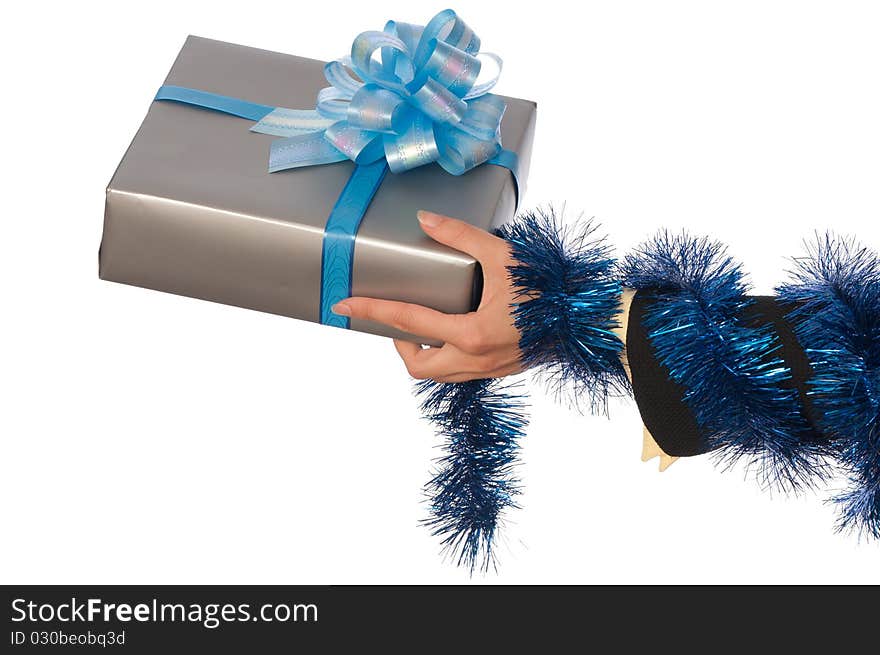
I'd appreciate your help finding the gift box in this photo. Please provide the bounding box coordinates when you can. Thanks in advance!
[100,35,536,343]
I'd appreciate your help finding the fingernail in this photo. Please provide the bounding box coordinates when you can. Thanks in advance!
[417,210,442,228]
[331,302,351,316]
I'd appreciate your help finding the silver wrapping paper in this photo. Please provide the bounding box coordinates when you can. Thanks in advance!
[100,36,537,343]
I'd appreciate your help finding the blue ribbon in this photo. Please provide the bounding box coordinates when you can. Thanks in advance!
[154,86,275,121]
[320,160,388,328]
[154,9,520,329]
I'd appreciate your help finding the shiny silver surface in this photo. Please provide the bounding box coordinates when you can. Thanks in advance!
[100,36,536,343]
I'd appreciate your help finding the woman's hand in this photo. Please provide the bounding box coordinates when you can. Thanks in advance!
[331,210,523,383]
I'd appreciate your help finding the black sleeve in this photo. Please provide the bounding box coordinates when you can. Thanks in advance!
[626,292,827,457]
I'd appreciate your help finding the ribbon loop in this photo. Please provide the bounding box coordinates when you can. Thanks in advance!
[324,121,385,164]
[383,21,423,55]
[316,86,352,120]
[323,59,364,97]
[407,76,468,126]
[414,8,480,68]
[437,126,501,176]
[351,31,412,89]
[384,114,440,173]
[347,84,411,134]
[464,53,503,100]
[420,38,482,98]
[456,93,506,141]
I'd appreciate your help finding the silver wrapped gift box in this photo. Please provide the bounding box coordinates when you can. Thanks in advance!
[100,36,537,343]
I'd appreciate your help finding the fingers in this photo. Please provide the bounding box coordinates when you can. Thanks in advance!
[333,297,465,344]
[417,210,508,265]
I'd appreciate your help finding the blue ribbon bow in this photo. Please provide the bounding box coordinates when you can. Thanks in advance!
[250,8,508,176]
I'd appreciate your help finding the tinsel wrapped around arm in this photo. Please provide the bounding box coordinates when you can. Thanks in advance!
[496,208,630,409]
[620,232,831,491]
[778,235,880,537]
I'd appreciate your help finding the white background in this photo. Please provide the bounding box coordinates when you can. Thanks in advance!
[2,1,879,583]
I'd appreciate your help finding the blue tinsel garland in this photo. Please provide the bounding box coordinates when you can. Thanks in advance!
[417,208,628,572]
[621,231,829,491]
[417,378,527,573]
[778,235,880,537]
[497,207,629,411]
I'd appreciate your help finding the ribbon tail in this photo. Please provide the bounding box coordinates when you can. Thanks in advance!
[488,148,522,209]
[268,133,349,172]
[251,107,336,137]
